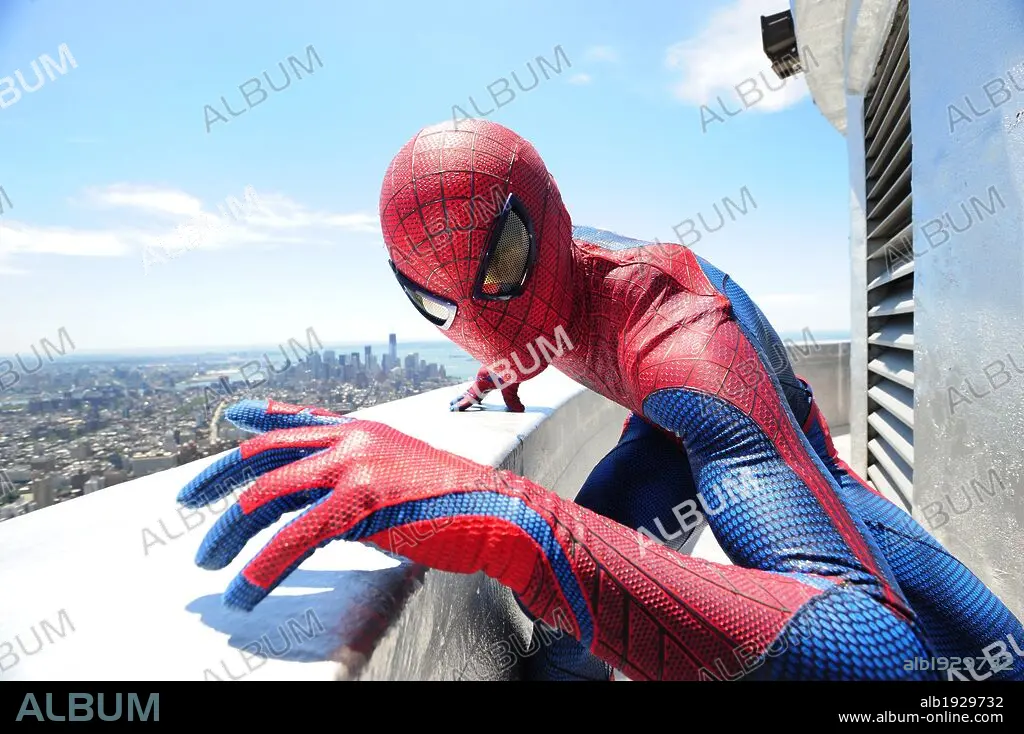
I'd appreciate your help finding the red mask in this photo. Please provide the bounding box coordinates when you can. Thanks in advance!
[379,119,577,370]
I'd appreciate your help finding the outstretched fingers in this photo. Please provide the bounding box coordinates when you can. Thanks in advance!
[195,450,354,569]
[222,497,356,611]
[177,424,348,507]
[450,390,483,411]
[225,399,353,434]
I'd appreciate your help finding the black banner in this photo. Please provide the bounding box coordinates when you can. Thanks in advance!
[0,681,1018,727]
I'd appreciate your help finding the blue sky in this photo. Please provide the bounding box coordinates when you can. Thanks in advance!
[0,0,850,353]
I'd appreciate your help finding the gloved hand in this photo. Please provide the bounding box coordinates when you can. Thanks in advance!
[179,397,574,619]
[449,365,524,412]
[176,398,836,680]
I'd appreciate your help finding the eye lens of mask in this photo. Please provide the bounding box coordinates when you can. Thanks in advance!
[474,195,536,301]
[389,261,458,330]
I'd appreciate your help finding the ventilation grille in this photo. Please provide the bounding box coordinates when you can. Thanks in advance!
[862,1,913,510]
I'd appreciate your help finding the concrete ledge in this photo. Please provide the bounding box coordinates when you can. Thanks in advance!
[789,340,851,433]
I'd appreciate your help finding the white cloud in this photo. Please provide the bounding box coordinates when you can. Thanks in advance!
[665,0,809,112]
[0,184,380,275]
[584,46,619,63]
[1,222,134,259]
[247,193,378,234]
[83,184,204,217]
[568,73,593,85]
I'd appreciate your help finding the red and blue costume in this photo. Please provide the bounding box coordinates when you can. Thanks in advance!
[177,120,1023,680]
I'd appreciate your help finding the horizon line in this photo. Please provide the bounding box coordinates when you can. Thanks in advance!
[0,329,853,358]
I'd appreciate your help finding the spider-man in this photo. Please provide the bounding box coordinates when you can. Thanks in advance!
[178,119,1023,681]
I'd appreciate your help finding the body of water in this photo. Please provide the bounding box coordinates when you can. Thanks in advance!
[79,325,852,391]
[326,340,479,380]
[180,329,852,388]
[175,339,481,388]
[342,330,851,383]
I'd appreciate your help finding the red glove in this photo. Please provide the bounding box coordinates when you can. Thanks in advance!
[449,365,525,412]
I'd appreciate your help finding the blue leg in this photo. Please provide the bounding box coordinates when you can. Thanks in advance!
[801,390,1024,681]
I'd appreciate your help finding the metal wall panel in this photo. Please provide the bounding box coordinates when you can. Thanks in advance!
[907,0,1024,619]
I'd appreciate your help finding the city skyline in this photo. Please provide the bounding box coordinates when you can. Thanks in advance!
[0,326,464,522]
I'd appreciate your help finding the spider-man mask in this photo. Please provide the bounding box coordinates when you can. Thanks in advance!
[379,119,576,371]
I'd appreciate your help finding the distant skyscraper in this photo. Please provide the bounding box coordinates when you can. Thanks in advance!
[389,333,398,364]
[324,350,336,378]
[351,352,361,372]
[364,345,373,368]
[404,353,420,377]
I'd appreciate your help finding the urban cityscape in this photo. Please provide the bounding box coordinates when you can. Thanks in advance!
[0,330,470,522]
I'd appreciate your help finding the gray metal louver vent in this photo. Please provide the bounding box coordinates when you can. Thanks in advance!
[863,1,913,510]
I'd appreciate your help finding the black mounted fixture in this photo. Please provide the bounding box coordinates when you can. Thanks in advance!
[761,10,803,80]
